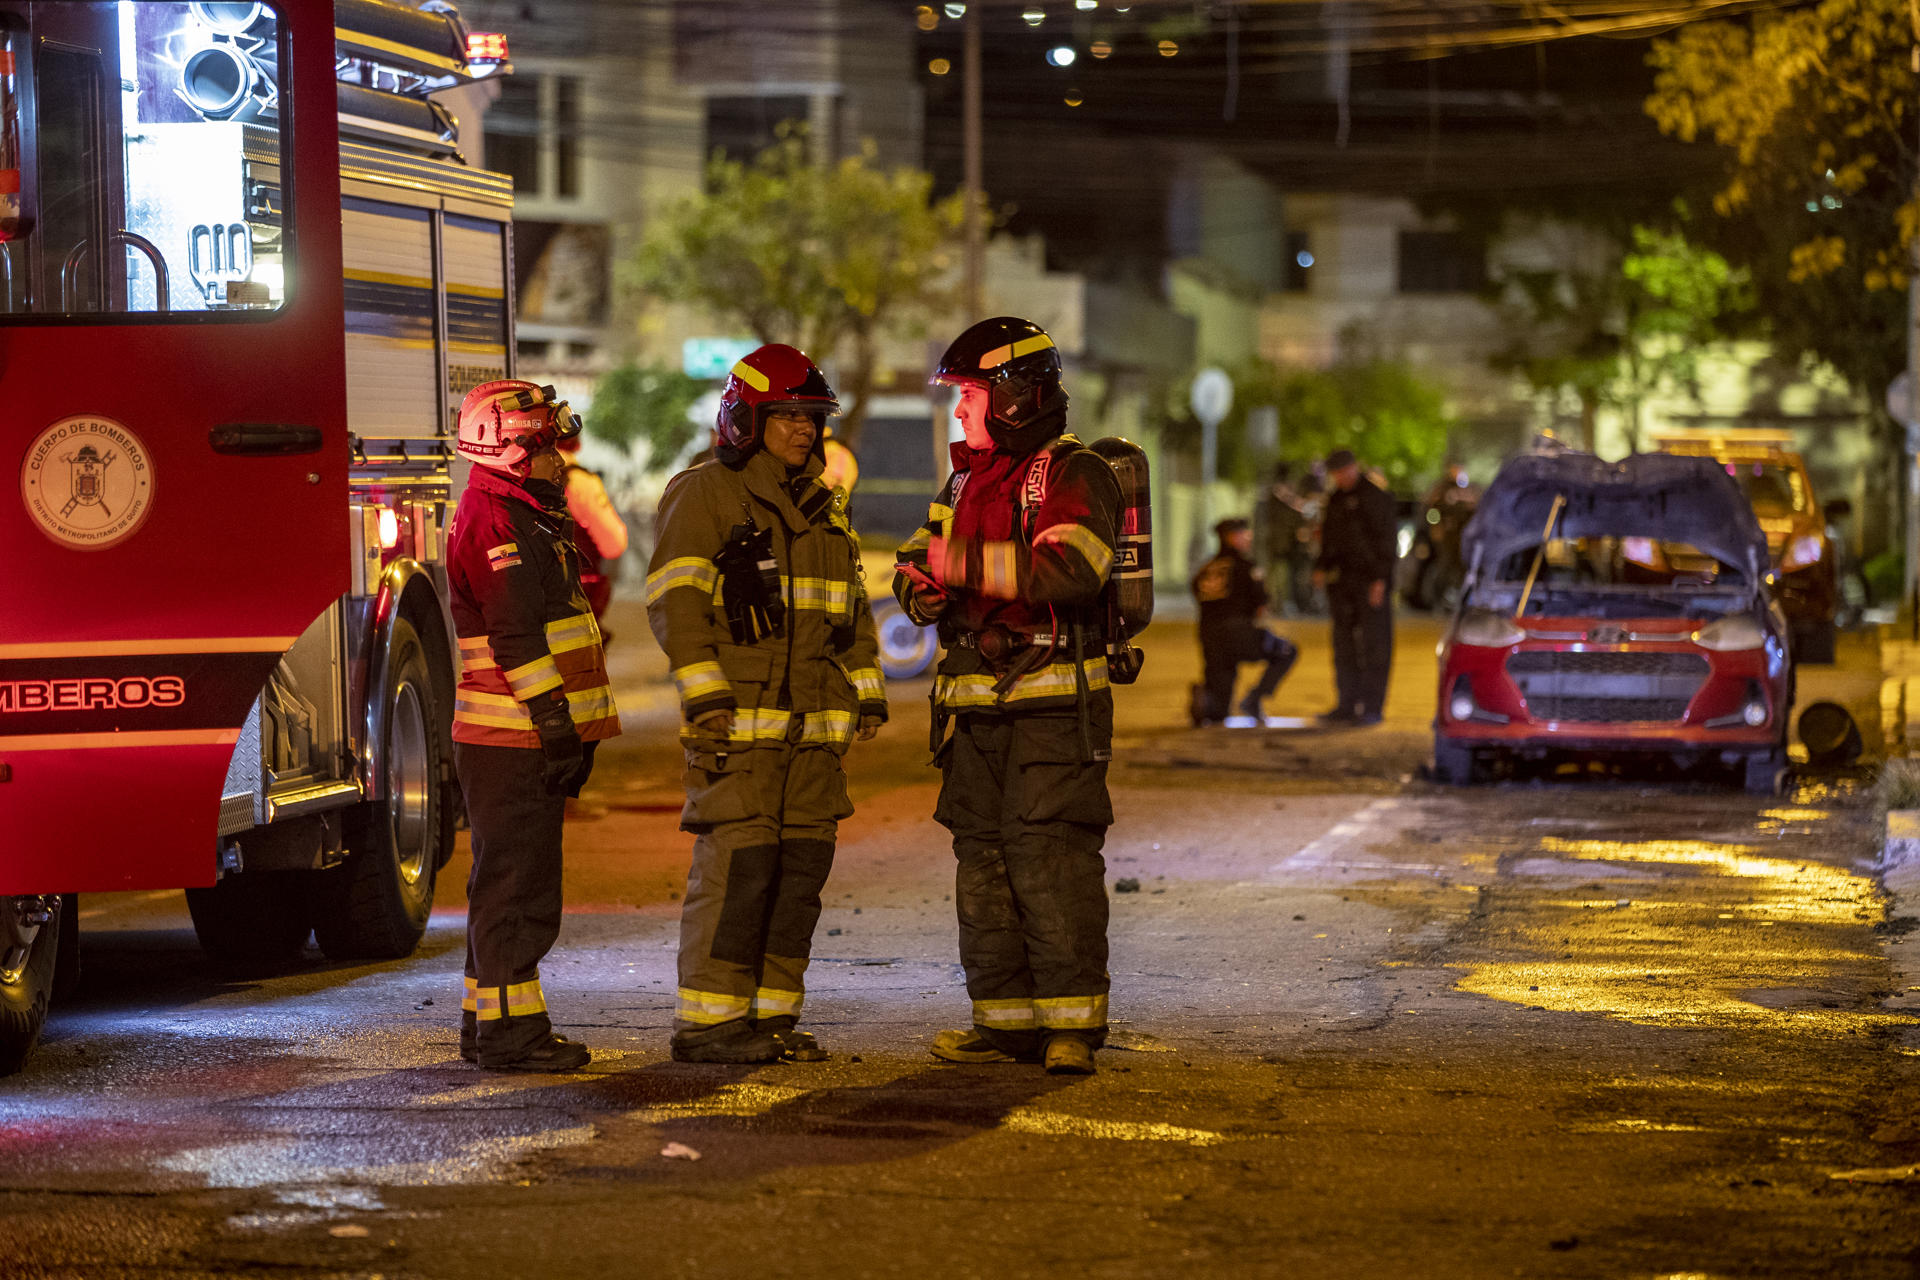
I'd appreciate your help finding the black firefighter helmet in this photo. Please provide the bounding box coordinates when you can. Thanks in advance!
[931,316,1068,452]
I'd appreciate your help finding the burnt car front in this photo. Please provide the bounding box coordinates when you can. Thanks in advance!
[1433,452,1789,792]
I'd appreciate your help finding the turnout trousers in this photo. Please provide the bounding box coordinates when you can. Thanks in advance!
[456,741,566,1063]
[1328,581,1394,718]
[1199,626,1298,720]
[935,705,1113,1054]
[674,740,854,1037]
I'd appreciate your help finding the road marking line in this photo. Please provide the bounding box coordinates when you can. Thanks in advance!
[1273,798,1402,874]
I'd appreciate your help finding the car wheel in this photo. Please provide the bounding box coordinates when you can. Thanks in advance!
[1432,736,1484,785]
[313,616,444,961]
[0,896,60,1076]
[186,874,312,975]
[1742,749,1783,796]
[873,596,938,681]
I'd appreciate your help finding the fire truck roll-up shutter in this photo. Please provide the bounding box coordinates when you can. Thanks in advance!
[0,1,347,894]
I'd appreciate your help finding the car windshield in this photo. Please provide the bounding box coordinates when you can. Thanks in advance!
[1723,460,1807,516]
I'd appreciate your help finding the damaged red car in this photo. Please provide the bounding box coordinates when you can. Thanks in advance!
[1432,451,1790,792]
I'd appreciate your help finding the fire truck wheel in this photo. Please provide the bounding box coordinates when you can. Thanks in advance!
[314,617,442,961]
[185,875,313,975]
[0,896,60,1076]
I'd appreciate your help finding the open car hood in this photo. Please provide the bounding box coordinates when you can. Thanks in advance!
[1463,451,1767,577]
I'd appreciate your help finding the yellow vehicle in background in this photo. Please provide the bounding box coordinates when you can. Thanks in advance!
[1650,429,1838,664]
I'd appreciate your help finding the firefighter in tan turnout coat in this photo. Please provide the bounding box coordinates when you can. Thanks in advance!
[647,344,887,1064]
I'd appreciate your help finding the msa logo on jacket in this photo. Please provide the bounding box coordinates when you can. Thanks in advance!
[20,415,155,550]
[486,542,522,571]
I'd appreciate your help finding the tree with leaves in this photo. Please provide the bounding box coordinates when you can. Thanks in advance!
[588,362,710,472]
[1484,220,1752,452]
[628,129,968,448]
[1644,0,1913,409]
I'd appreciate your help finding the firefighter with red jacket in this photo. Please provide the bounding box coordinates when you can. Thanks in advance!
[894,317,1122,1077]
[448,379,621,1072]
[647,344,887,1064]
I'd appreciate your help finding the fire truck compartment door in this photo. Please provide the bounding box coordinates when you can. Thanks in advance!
[0,2,348,894]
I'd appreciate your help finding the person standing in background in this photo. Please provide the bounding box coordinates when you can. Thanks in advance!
[1313,448,1397,726]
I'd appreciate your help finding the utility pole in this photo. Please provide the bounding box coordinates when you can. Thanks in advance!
[934,2,986,484]
[1907,39,1920,637]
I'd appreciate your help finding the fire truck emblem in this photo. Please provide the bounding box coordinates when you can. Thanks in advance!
[20,415,154,550]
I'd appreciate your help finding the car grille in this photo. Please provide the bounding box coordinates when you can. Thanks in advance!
[1505,649,1709,724]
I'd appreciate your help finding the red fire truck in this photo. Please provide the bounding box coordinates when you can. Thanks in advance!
[0,0,518,1072]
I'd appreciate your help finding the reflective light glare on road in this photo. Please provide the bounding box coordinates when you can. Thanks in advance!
[1048,46,1076,67]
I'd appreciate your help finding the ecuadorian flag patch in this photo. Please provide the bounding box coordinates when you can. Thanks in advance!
[486,542,522,571]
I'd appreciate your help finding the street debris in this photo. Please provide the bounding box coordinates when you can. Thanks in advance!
[660,1143,702,1161]
[1829,1163,1920,1183]
[1114,878,1141,893]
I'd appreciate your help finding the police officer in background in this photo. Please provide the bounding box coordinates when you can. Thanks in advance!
[1192,517,1297,724]
[895,316,1121,1077]
[448,380,621,1072]
[647,344,886,1065]
[1313,447,1398,725]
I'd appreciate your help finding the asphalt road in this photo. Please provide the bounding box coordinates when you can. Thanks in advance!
[4,605,1918,1278]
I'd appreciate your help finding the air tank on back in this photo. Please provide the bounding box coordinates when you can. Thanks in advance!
[1090,436,1152,683]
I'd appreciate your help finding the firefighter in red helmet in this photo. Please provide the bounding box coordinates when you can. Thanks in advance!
[646,344,887,1064]
[894,317,1122,1076]
[447,379,620,1071]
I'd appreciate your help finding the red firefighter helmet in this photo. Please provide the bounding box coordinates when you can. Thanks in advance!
[456,379,581,475]
[715,344,839,466]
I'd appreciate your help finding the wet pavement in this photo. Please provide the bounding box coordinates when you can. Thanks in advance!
[4,609,1918,1277]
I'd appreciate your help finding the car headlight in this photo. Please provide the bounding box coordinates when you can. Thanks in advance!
[1780,534,1824,573]
[1454,608,1525,648]
[1692,615,1767,651]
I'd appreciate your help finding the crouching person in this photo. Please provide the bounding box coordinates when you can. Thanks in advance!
[647,344,886,1064]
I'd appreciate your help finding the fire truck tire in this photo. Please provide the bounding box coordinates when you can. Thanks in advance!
[0,896,60,1076]
[313,617,442,961]
[186,875,313,974]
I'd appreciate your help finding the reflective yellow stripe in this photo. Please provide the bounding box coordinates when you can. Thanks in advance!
[462,975,478,1013]
[973,997,1038,1029]
[1033,994,1108,1030]
[788,575,852,614]
[458,635,497,672]
[979,540,1020,600]
[844,665,884,703]
[752,987,804,1018]
[678,706,794,746]
[455,685,618,729]
[545,612,601,654]
[678,987,752,1025]
[504,654,564,699]
[472,977,548,1022]
[935,657,1108,708]
[647,557,720,604]
[1034,522,1113,580]
[672,661,731,704]
[729,359,770,392]
[901,527,933,555]
[977,333,1054,370]
[798,708,857,747]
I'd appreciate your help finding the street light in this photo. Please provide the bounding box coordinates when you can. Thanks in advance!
[1047,45,1076,66]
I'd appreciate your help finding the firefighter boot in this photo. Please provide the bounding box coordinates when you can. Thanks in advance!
[931,1029,1039,1064]
[1042,1035,1096,1076]
[671,1019,783,1064]
[479,1033,591,1073]
[755,1015,830,1062]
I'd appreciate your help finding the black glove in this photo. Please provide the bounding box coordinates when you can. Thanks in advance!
[531,701,584,795]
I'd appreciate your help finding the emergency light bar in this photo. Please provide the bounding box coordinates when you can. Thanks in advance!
[466,31,511,73]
